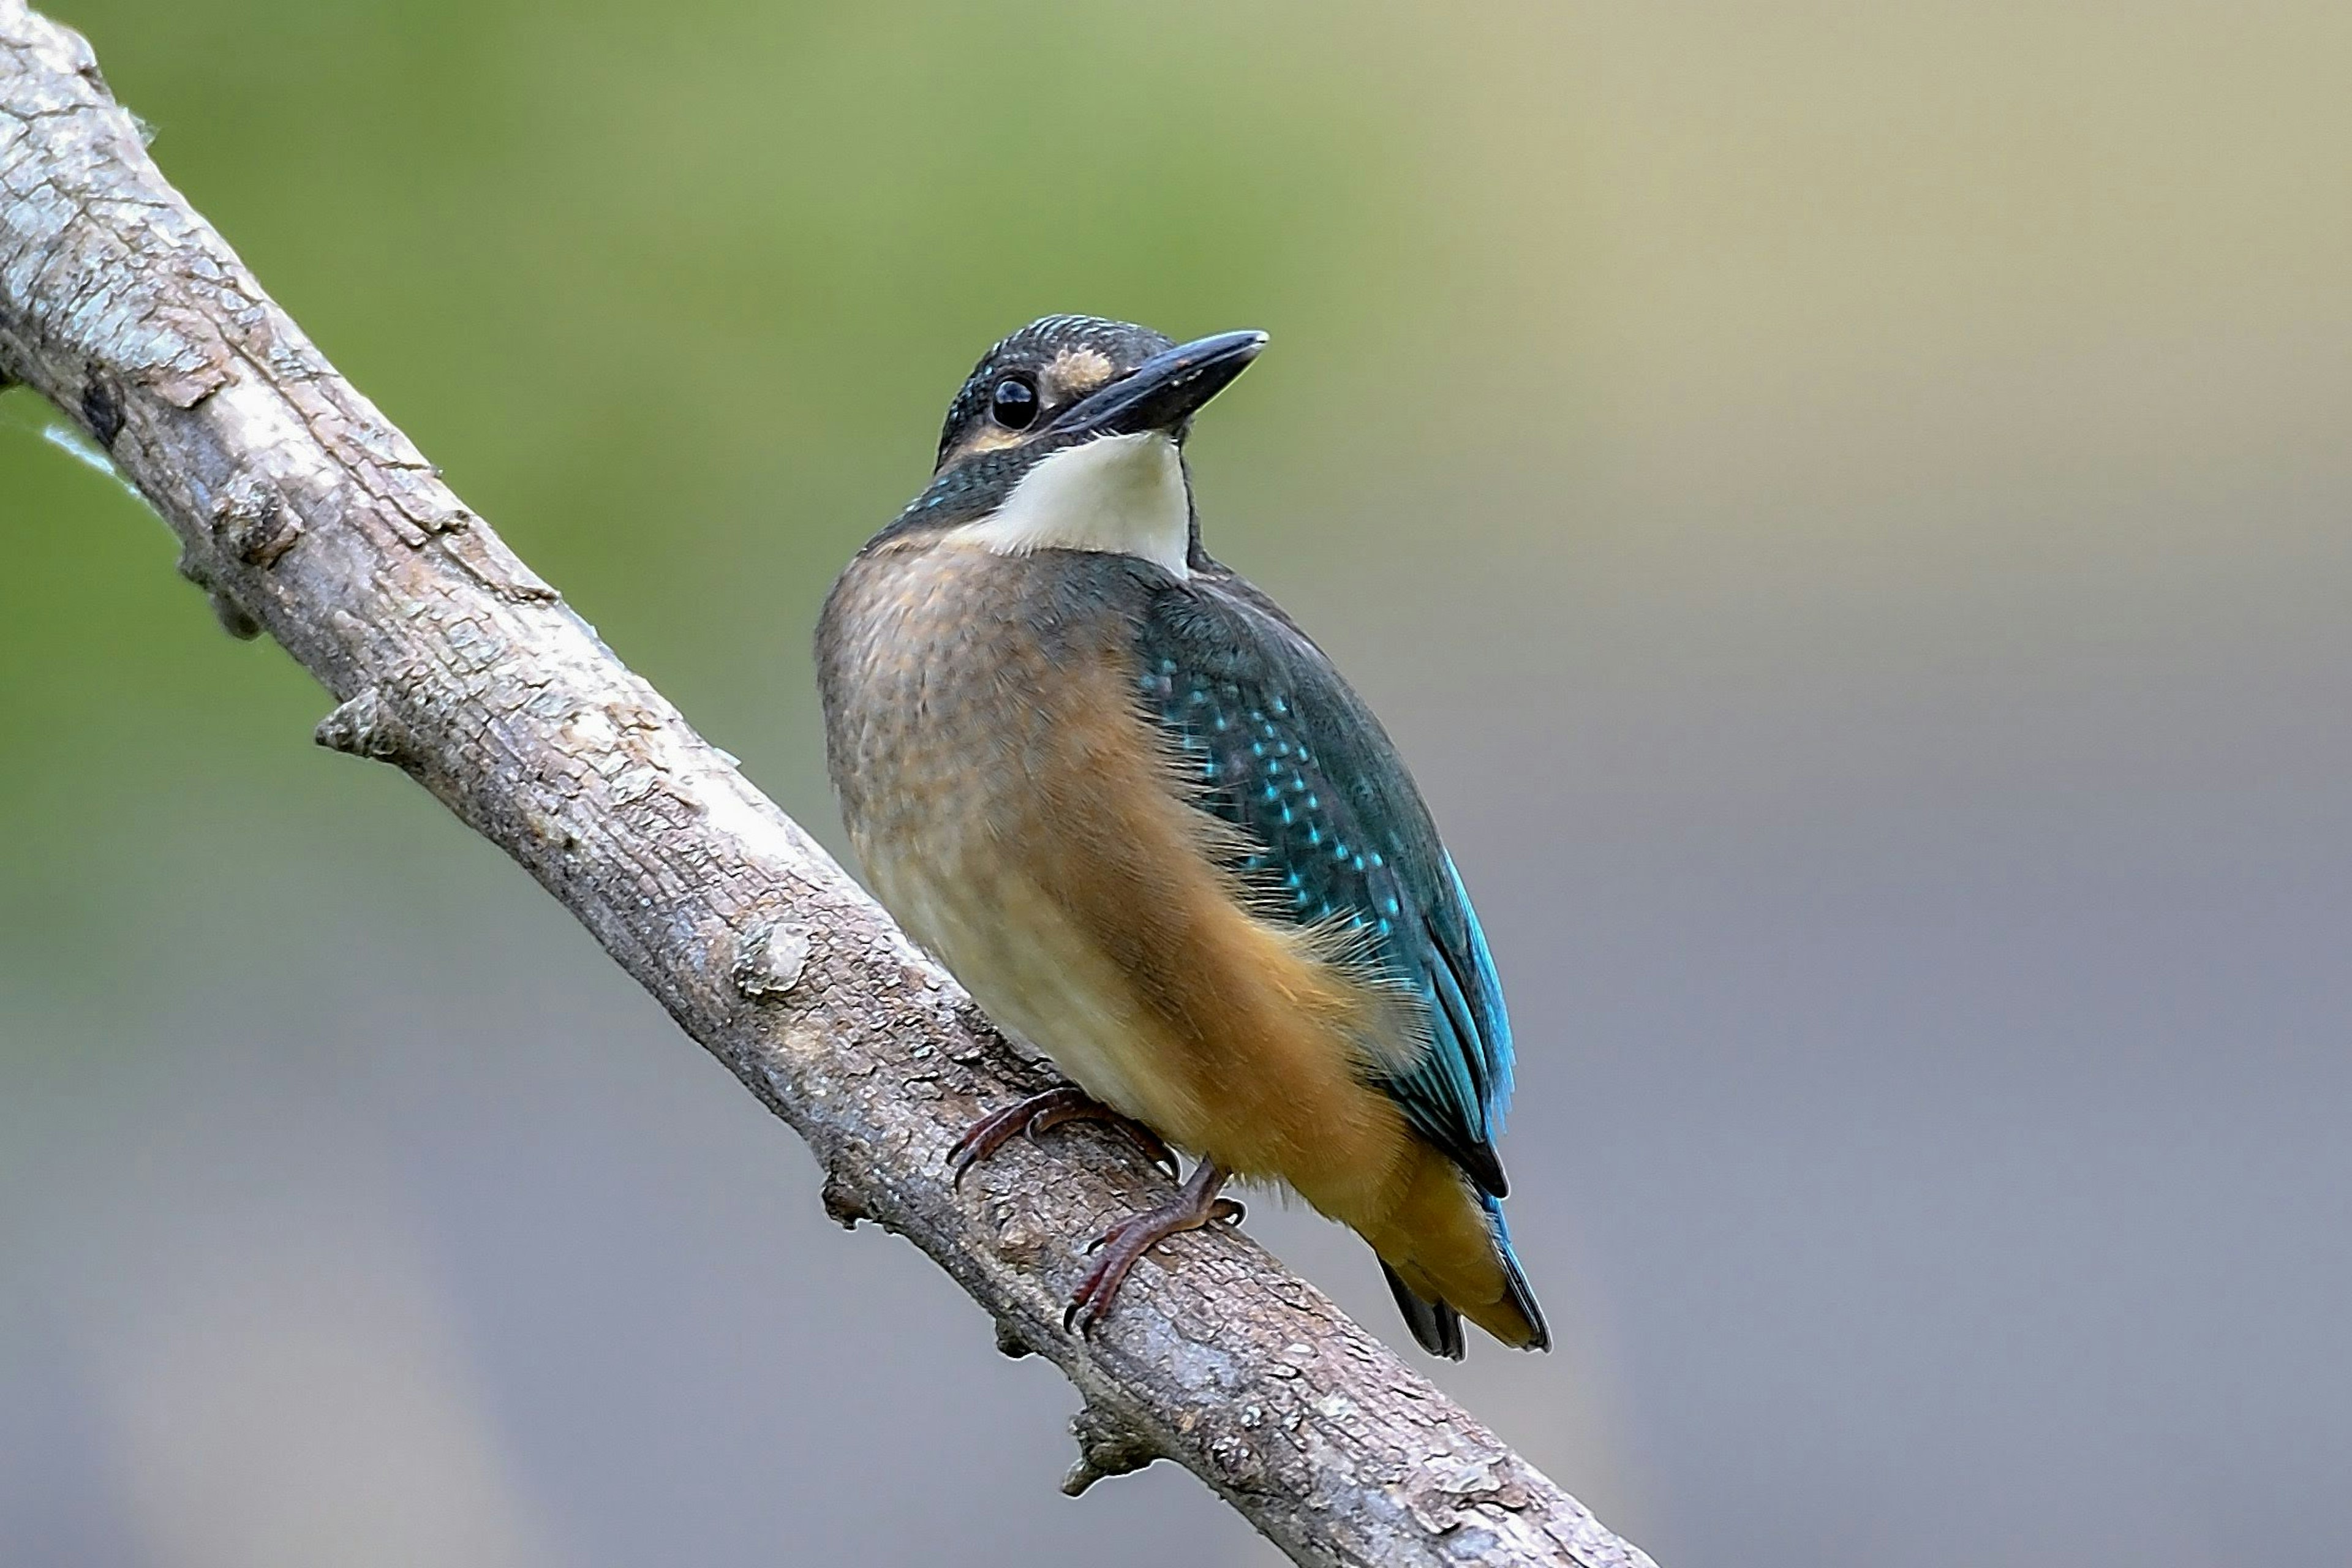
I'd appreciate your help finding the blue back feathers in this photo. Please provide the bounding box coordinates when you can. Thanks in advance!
[1135,565,1517,1199]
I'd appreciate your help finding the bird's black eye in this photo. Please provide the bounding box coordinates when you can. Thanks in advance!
[990,374,1039,430]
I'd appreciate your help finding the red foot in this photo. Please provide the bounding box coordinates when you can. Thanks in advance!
[1065,1159,1242,1334]
[948,1087,1178,1188]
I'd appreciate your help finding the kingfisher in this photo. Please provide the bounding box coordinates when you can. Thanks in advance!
[815,315,1547,1357]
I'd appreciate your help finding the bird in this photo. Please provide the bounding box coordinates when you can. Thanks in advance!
[815,314,1547,1358]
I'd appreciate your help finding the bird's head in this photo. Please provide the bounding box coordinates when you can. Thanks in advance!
[886,315,1265,575]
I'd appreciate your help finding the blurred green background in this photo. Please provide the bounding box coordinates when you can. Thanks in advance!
[6,2,2351,1564]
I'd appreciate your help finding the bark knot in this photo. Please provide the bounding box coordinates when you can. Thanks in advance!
[1404,1451,1533,1536]
[78,371,123,445]
[211,477,301,566]
[733,919,812,1000]
[1062,1401,1160,1496]
[820,1167,871,1230]
[314,688,410,763]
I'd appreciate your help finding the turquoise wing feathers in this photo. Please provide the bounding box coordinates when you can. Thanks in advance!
[1134,565,1517,1196]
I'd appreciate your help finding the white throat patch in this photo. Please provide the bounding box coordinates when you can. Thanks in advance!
[954,431,1191,578]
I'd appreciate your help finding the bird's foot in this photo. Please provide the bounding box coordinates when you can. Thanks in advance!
[948,1086,1178,1188]
[1065,1159,1242,1335]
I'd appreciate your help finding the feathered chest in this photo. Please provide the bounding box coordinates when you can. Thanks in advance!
[817,541,1171,945]
[820,542,1151,835]
[815,542,1223,1116]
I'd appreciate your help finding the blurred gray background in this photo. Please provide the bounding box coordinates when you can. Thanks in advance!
[5,3,2349,1564]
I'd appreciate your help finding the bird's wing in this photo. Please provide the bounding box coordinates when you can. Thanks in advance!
[1134,566,1515,1196]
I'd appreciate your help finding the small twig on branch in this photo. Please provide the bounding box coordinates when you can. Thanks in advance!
[0,8,1659,1565]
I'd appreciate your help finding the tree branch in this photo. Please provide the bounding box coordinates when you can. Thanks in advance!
[0,8,1658,1564]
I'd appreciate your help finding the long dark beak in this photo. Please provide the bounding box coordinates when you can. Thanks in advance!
[1046,330,1267,440]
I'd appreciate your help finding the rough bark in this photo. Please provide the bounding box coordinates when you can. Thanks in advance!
[0,8,1659,1565]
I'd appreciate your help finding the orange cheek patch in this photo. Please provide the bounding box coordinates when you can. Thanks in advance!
[944,423,1029,464]
[1046,347,1116,401]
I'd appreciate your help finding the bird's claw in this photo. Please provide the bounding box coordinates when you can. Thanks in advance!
[1023,1098,1179,1180]
[1061,1161,1234,1336]
[949,1087,1180,1188]
[948,1087,1093,1188]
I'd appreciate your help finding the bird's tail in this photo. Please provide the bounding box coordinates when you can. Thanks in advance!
[1381,1259,1467,1359]
[1365,1150,1550,1357]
